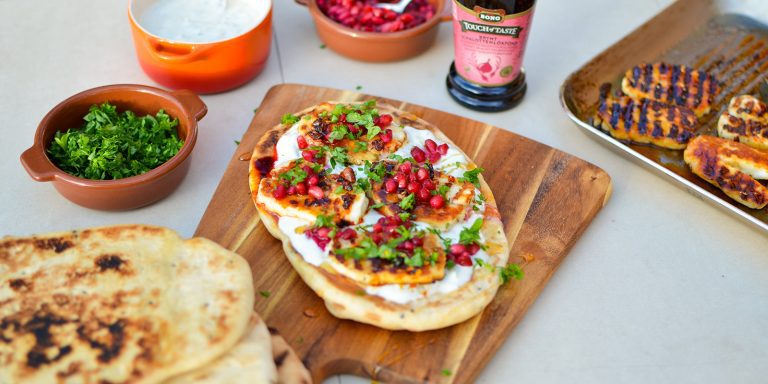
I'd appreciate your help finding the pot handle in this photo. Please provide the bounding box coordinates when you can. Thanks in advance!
[294,0,309,6]
[146,38,211,63]
[20,146,56,182]
[172,90,208,121]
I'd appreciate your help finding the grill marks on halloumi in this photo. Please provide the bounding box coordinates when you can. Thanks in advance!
[621,62,719,117]
[717,95,768,151]
[684,135,768,209]
[595,89,697,149]
[327,233,447,286]
[257,163,368,224]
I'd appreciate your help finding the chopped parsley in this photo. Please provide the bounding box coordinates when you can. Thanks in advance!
[398,193,416,210]
[459,218,483,245]
[353,140,368,153]
[234,140,241,145]
[259,290,271,298]
[441,369,453,377]
[431,185,450,198]
[459,167,484,188]
[278,163,308,185]
[363,161,387,182]
[370,202,385,209]
[328,146,349,168]
[314,214,336,228]
[500,263,524,284]
[47,103,183,180]
[281,113,300,125]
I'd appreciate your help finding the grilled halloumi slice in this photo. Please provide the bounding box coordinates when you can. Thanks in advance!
[257,164,368,224]
[369,167,476,229]
[326,232,447,286]
[595,93,698,149]
[717,95,768,151]
[296,103,406,164]
[684,135,768,209]
[621,62,719,117]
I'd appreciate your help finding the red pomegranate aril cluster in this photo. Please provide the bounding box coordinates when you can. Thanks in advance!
[410,139,449,164]
[317,0,436,33]
[384,161,445,207]
[369,215,423,255]
[297,135,308,149]
[273,165,324,200]
[306,227,333,250]
[447,242,481,266]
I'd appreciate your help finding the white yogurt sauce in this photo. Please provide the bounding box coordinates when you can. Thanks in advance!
[277,216,328,266]
[274,123,302,169]
[393,127,468,177]
[138,0,270,43]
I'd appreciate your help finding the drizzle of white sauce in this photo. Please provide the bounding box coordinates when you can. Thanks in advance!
[277,217,328,266]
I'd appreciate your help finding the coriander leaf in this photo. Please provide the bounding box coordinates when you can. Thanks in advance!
[441,369,453,377]
[431,185,450,198]
[398,193,415,211]
[328,124,348,142]
[328,146,349,168]
[353,140,368,153]
[281,113,300,125]
[366,125,382,140]
[234,140,241,145]
[459,218,483,245]
[278,164,308,185]
[355,85,363,90]
[370,202,385,209]
[314,214,336,228]
[259,290,271,298]
[405,248,424,267]
[500,263,524,284]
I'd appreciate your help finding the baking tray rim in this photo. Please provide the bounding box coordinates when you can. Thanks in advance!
[559,77,768,235]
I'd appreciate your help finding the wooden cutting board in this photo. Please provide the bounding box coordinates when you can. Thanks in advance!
[195,84,612,383]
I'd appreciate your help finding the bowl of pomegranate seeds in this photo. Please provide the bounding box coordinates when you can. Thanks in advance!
[296,0,449,62]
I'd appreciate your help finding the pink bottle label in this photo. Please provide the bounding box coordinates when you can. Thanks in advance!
[452,1,534,87]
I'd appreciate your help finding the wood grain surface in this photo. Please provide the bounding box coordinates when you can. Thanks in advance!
[195,84,612,383]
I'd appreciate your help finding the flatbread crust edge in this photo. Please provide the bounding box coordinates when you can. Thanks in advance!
[248,102,510,331]
[0,225,255,384]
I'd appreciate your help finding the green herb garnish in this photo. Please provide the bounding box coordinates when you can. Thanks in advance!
[500,263,524,284]
[281,113,300,125]
[458,167,485,188]
[259,290,271,298]
[398,193,416,211]
[47,102,183,180]
[459,218,484,245]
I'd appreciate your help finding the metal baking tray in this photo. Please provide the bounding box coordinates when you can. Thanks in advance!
[560,0,768,234]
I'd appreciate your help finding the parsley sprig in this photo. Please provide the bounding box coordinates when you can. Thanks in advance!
[458,167,484,188]
[47,103,183,180]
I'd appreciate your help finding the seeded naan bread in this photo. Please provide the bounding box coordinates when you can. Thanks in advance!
[167,313,277,384]
[0,225,254,384]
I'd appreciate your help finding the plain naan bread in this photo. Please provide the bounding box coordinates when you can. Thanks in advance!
[0,225,254,384]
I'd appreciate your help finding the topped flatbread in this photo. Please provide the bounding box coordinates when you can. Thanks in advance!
[249,101,514,331]
[0,225,254,384]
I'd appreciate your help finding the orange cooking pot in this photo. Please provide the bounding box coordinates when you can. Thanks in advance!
[128,0,272,94]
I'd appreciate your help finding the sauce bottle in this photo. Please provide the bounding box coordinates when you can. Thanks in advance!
[446,0,536,111]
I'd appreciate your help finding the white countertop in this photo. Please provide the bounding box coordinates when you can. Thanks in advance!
[1,0,766,383]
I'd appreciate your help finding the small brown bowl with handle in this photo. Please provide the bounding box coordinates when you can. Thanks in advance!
[20,84,207,211]
[296,0,451,62]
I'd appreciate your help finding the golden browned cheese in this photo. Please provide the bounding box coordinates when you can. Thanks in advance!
[326,233,447,286]
[295,102,406,164]
[256,162,368,224]
[621,62,718,117]
[684,135,768,209]
[0,225,254,384]
[717,95,768,151]
[595,93,697,149]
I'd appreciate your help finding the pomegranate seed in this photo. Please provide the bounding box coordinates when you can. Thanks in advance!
[411,147,426,162]
[297,135,308,149]
[450,244,467,255]
[409,173,417,183]
[338,228,357,240]
[424,139,437,153]
[438,143,449,155]
[302,165,313,174]
[391,215,403,225]
[427,152,441,163]
[467,243,480,255]
[308,186,324,199]
[412,237,423,247]
[349,124,359,134]
[399,161,412,174]
[402,240,414,251]
[397,177,407,189]
[371,233,383,244]
[416,168,429,181]
[373,223,383,233]
[381,129,392,143]
[273,184,287,199]
[384,179,397,193]
[407,181,420,193]
[339,114,347,123]
[287,185,297,195]
[429,194,445,208]
[301,150,316,162]
[295,183,307,195]
[307,175,320,186]
[417,187,431,201]
[377,114,393,127]
[316,227,331,239]
[422,179,436,190]
[457,253,472,266]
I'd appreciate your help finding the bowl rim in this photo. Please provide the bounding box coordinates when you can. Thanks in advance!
[28,84,201,188]
[306,0,446,39]
[127,0,274,46]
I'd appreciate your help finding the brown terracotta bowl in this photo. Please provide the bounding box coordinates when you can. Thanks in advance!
[20,84,207,211]
[296,0,451,62]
